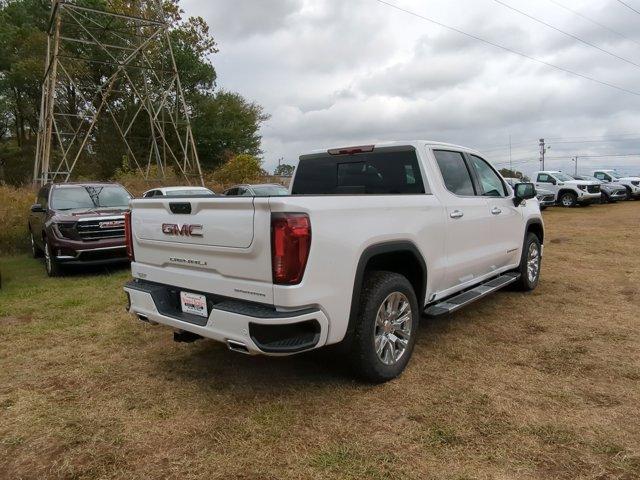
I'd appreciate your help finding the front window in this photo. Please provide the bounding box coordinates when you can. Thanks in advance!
[609,172,623,179]
[554,172,574,182]
[165,189,214,197]
[469,155,507,197]
[51,185,131,210]
[251,185,288,196]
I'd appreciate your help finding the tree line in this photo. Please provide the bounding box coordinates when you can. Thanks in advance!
[0,0,269,185]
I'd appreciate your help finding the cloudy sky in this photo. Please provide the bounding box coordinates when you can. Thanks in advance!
[182,0,640,177]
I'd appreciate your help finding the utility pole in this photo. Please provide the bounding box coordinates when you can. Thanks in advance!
[573,156,579,176]
[539,138,546,170]
[509,134,512,171]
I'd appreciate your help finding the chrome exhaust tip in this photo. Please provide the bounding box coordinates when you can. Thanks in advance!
[227,340,250,354]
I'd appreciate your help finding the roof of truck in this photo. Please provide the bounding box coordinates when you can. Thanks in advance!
[303,140,479,156]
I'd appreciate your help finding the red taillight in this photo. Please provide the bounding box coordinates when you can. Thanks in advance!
[271,213,311,285]
[124,210,134,261]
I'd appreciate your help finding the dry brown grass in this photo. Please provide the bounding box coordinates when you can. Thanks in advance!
[1,201,639,479]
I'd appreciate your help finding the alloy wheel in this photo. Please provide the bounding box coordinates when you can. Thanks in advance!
[44,242,52,274]
[527,242,540,283]
[374,292,413,366]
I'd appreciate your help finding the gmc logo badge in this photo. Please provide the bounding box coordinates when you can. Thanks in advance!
[162,223,203,237]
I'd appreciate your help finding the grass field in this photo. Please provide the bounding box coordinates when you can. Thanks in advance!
[1,201,639,480]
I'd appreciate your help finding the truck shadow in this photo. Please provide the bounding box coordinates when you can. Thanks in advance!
[152,312,464,391]
[155,340,359,391]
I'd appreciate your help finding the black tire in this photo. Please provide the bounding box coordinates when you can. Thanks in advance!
[625,187,633,201]
[559,192,577,208]
[44,239,63,277]
[348,271,419,383]
[514,232,541,291]
[29,229,43,258]
[600,193,609,204]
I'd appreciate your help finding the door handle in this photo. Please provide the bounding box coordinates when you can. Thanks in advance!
[491,207,502,215]
[450,210,464,219]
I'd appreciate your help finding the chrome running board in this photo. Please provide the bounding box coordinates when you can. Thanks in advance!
[424,272,520,317]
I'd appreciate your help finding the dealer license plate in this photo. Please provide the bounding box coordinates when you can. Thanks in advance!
[180,291,208,318]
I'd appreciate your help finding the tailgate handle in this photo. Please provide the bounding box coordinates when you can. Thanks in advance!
[170,202,192,214]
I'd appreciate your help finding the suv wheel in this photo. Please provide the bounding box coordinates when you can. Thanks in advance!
[515,233,541,291]
[30,231,43,258]
[44,240,63,277]
[559,192,577,207]
[349,271,419,383]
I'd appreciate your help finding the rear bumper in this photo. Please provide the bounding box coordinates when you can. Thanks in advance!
[124,280,329,356]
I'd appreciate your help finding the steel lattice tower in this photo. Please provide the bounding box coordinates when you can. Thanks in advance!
[34,0,204,186]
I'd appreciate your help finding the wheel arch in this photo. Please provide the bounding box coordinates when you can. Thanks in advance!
[344,241,427,343]
[557,189,577,200]
[526,218,544,244]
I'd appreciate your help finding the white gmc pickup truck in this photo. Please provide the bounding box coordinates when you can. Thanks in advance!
[124,141,544,382]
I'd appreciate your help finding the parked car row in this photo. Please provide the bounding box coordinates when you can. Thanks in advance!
[506,169,640,209]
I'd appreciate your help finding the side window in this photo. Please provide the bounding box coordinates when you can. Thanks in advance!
[537,173,551,183]
[238,187,252,196]
[469,155,507,197]
[594,172,605,181]
[433,150,475,196]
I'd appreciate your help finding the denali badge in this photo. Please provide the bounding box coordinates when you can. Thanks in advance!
[162,223,203,237]
[99,220,125,229]
[169,257,207,266]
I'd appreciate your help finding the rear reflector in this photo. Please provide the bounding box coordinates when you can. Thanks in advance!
[271,213,311,285]
[124,210,134,261]
[328,145,375,155]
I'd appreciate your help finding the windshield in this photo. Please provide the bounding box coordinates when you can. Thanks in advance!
[554,172,575,182]
[51,186,131,210]
[609,172,623,179]
[166,189,214,196]
[251,185,288,196]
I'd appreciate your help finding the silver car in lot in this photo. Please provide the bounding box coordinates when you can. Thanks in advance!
[505,178,554,210]
[571,175,627,203]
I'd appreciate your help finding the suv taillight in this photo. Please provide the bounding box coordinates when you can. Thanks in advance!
[271,213,311,285]
[124,210,134,261]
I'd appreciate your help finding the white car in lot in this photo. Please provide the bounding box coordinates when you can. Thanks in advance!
[534,171,601,207]
[124,141,544,382]
[504,177,555,210]
[142,186,215,198]
[592,169,640,200]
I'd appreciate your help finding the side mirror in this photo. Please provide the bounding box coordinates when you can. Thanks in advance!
[513,182,536,206]
[30,204,45,213]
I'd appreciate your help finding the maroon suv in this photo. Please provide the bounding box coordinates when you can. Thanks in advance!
[28,182,132,276]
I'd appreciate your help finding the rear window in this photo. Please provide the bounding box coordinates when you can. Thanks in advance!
[292,148,425,195]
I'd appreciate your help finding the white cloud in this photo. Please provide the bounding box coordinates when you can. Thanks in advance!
[183,0,640,177]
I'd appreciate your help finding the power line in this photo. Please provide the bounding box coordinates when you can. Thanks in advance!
[374,0,640,97]
[479,133,640,151]
[615,0,640,16]
[494,0,640,70]
[548,0,640,47]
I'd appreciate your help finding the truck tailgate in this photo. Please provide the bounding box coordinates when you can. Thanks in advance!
[129,197,274,303]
